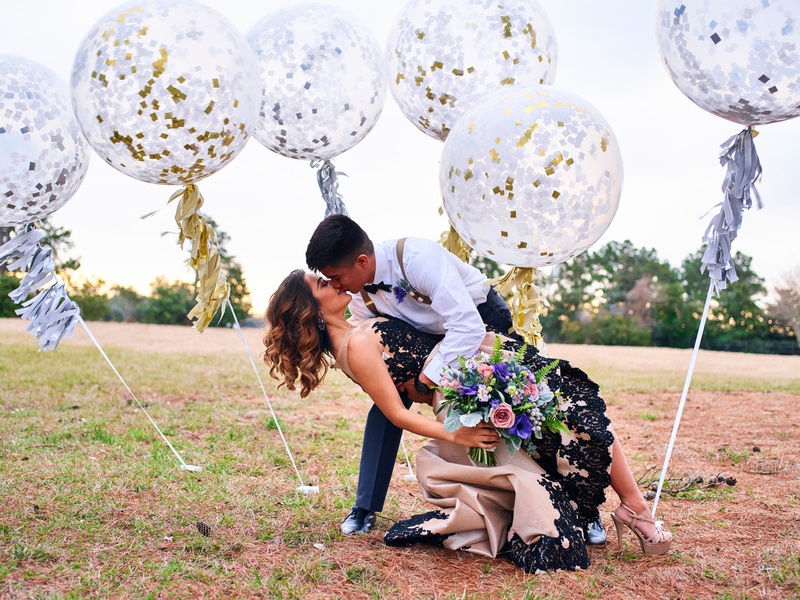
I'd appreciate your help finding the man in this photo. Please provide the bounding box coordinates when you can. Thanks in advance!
[305,215,606,545]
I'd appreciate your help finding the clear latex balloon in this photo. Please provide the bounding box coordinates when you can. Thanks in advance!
[71,0,259,185]
[387,0,558,142]
[440,86,623,267]
[248,3,386,161]
[0,55,89,227]
[656,0,800,126]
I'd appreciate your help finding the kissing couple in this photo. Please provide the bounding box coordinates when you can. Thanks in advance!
[263,215,672,573]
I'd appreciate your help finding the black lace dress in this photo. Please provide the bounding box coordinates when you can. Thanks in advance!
[336,316,614,574]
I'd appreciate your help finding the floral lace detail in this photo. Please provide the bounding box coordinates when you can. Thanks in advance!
[369,317,443,385]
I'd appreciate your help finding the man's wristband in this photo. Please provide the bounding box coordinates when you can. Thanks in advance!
[414,375,433,396]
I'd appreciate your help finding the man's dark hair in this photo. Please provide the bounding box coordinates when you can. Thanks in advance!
[305,215,374,271]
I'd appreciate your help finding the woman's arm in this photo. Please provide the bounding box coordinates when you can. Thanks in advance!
[346,333,499,449]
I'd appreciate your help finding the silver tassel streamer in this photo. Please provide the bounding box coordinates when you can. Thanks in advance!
[312,159,348,217]
[701,128,762,294]
[0,224,80,350]
[16,282,80,350]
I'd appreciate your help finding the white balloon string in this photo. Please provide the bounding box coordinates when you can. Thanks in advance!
[652,280,714,516]
[77,316,200,472]
[226,298,309,490]
[400,436,416,480]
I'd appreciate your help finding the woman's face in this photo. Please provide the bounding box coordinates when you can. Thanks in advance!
[304,272,351,313]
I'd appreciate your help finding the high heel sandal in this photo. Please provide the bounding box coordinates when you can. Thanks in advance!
[611,503,672,555]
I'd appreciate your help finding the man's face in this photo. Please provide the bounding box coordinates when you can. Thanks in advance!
[320,255,371,294]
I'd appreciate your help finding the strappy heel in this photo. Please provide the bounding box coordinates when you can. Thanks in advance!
[611,503,672,555]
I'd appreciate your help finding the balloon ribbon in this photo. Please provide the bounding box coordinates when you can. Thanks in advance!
[490,267,546,350]
[0,224,80,350]
[701,127,762,294]
[438,224,471,263]
[312,160,348,217]
[168,184,229,332]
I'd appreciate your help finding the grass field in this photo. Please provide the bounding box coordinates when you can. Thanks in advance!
[1,319,799,599]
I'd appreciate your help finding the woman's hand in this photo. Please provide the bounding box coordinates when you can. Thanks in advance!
[452,422,500,449]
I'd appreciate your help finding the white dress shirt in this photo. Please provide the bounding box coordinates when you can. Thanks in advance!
[348,237,490,382]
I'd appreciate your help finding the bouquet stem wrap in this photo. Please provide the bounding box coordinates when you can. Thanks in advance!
[701,127,762,294]
[169,184,229,332]
[468,447,497,467]
[490,267,546,350]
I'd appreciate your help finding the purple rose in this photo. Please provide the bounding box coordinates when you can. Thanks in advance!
[508,413,533,440]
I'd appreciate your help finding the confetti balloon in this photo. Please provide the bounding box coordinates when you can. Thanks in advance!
[247,3,386,161]
[387,0,558,142]
[440,86,623,267]
[0,56,89,227]
[656,0,800,126]
[70,0,260,185]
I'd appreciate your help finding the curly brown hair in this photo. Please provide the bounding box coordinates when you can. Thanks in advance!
[263,270,333,398]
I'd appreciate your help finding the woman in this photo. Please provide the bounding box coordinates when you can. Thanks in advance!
[263,270,672,573]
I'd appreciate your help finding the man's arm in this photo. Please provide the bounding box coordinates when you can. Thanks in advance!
[405,240,487,385]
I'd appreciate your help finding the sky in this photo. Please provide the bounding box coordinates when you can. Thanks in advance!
[3,0,799,315]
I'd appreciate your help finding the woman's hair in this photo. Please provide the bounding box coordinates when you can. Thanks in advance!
[263,269,333,398]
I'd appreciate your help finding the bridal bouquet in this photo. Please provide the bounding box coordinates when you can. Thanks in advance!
[436,337,568,466]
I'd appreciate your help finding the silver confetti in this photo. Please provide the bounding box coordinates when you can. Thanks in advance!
[387,0,558,141]
[0,56,89,227]
[656,0,800,125]
[248,3,386,161]
[440,85,623,267]
[71,0,260,185]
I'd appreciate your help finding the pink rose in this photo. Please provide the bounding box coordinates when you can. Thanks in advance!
[523,382,539,400]
[490,402,515,429]
[449,379,462,389]
[477,364,494,381]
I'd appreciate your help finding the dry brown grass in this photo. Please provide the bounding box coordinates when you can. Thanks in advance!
[1,319,799,599]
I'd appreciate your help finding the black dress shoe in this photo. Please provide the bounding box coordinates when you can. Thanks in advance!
[340,505,376,535]
[586,515,607,545]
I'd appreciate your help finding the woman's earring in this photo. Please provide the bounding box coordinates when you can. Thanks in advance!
[317,314,326,330]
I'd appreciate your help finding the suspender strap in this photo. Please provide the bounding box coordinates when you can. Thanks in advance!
[360,290,381,316]
[396,238,432,305]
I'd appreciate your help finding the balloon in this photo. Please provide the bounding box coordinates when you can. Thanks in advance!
[71,0,259,185]
[0,56,89,227]
[387,0,558,142]
[440,86,623,267]
[247,3,386,161]
[656,0,800,126]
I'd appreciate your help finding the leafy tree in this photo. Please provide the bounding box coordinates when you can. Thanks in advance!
[0,273,21,317]
[767,268,800,348]
[108,286,146,323]
[68,278,111,322]
[138,278,195,326]
[469,252,506,279]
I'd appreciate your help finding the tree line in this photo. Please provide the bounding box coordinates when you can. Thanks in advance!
[528,240,799,354]
[3,223,798,352]
[0,219,252,328]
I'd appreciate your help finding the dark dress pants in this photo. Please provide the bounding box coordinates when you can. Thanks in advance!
[355,287,517,512]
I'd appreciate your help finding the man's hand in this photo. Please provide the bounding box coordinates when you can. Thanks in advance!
[417,372,435,388]
[398,379,433,406]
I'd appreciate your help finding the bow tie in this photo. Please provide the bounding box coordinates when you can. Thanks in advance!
[363,281,392,294]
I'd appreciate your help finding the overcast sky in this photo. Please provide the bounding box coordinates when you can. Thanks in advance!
[3,0,799,315]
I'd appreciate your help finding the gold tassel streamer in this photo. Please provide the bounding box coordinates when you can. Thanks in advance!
[490,267,547,351]
[169,184,229,332]
[439,224,471,263]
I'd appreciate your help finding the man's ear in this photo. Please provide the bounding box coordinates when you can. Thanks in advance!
[354,254,370,269]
